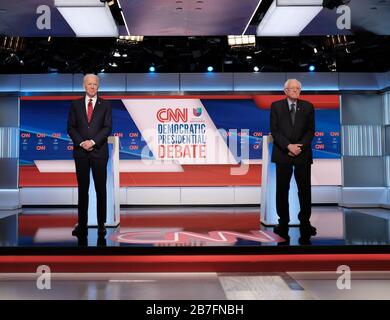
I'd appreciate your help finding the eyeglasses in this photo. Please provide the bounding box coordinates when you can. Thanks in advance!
[285,87,301,91]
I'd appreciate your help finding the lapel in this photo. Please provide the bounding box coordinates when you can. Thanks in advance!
[81,96,100,125]
[90,97,101,123]
[80,98,89,124]
[294,99,303,127]
[284,99,293,127]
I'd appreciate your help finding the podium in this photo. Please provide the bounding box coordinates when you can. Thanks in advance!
[260,135,300,226]
[87,136,120,227]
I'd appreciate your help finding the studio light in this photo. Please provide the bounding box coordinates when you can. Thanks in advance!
[117,36,144,44]
[207,66,214,72]
[0,36,25,51]
[253,66,260,72]
[256,0,323,36]
[55,0,118,37]
[309,65,315,71]
[227,35,256,48]
[149,66,156,72]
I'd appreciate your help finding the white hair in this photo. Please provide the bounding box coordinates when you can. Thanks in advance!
[83,74,99,85]
[284,79,302,89]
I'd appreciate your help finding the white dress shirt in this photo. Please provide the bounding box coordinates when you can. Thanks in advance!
[85,95,97,114]
[80,95,97,147]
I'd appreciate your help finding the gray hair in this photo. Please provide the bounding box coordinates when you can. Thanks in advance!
[284,79,302,89]
[83,74,99,85]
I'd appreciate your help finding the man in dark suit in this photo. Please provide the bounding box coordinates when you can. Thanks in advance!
[67,74,112,237]
[270,79,317,242]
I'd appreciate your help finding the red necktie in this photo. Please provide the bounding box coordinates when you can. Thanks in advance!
[87,99,93,123]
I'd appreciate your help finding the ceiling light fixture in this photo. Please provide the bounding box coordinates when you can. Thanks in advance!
[256,0,323,36]
[227,35,256,48]
[55,0,119,37]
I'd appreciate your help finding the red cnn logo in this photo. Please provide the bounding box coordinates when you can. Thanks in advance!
[157,108,188,123]
[110,230,280,245]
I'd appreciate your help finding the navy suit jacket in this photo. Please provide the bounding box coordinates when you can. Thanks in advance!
[67,97,112,159]
[270,98,315,164]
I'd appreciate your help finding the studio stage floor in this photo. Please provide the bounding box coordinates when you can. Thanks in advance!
[0,206,389,249]
[0,206,390,252]
[1,206,390,299]
[1,206,390,274]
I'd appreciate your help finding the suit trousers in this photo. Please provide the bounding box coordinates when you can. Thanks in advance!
[74,157,108,227]
[275,163,312,226]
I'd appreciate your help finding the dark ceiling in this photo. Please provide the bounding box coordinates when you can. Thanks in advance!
[1,35,389,74]
[1,0,390,36]
[1,1,390,74]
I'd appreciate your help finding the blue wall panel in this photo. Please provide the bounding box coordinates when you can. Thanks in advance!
[180,73,234,91]
[339,73,380,90]
[126,73,180,91]
[0,75,20,92]
[0,72,386,93]
[233,73,285,91]
[20,74,73,92]
[286,72,339,91]
[376,72,390,90]
[73,73,127,92]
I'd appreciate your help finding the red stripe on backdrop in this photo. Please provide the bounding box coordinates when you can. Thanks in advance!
[103,95,255,100]
[20,95,339,106]
[19,166,78,186]
[19,164,261,187]
[253,95,340,109]
[20,96,82,100]
[21,95,254,101]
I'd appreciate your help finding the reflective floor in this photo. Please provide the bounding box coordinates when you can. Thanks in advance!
[1,206,390,300]
[0,206,390,248]
[0,271,390,300]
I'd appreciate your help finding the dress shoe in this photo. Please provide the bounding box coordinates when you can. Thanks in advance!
[98,225,107,236]
[97,235,107,247]
[273,225,290,240]
[72,225,88,236]
[299,224,317,236]
[77,235,88,247]
[298,236,312,245]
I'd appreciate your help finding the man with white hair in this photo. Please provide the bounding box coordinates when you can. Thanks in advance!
[67,74,112,237]
[270,79,316,242]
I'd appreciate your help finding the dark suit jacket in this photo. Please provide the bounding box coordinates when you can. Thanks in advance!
[67,97,112,159]
[270,98,315,164]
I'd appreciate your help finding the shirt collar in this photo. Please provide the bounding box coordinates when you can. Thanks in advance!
[287,98,297,109]
[287,98,297,105]
[85,95,97,104]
